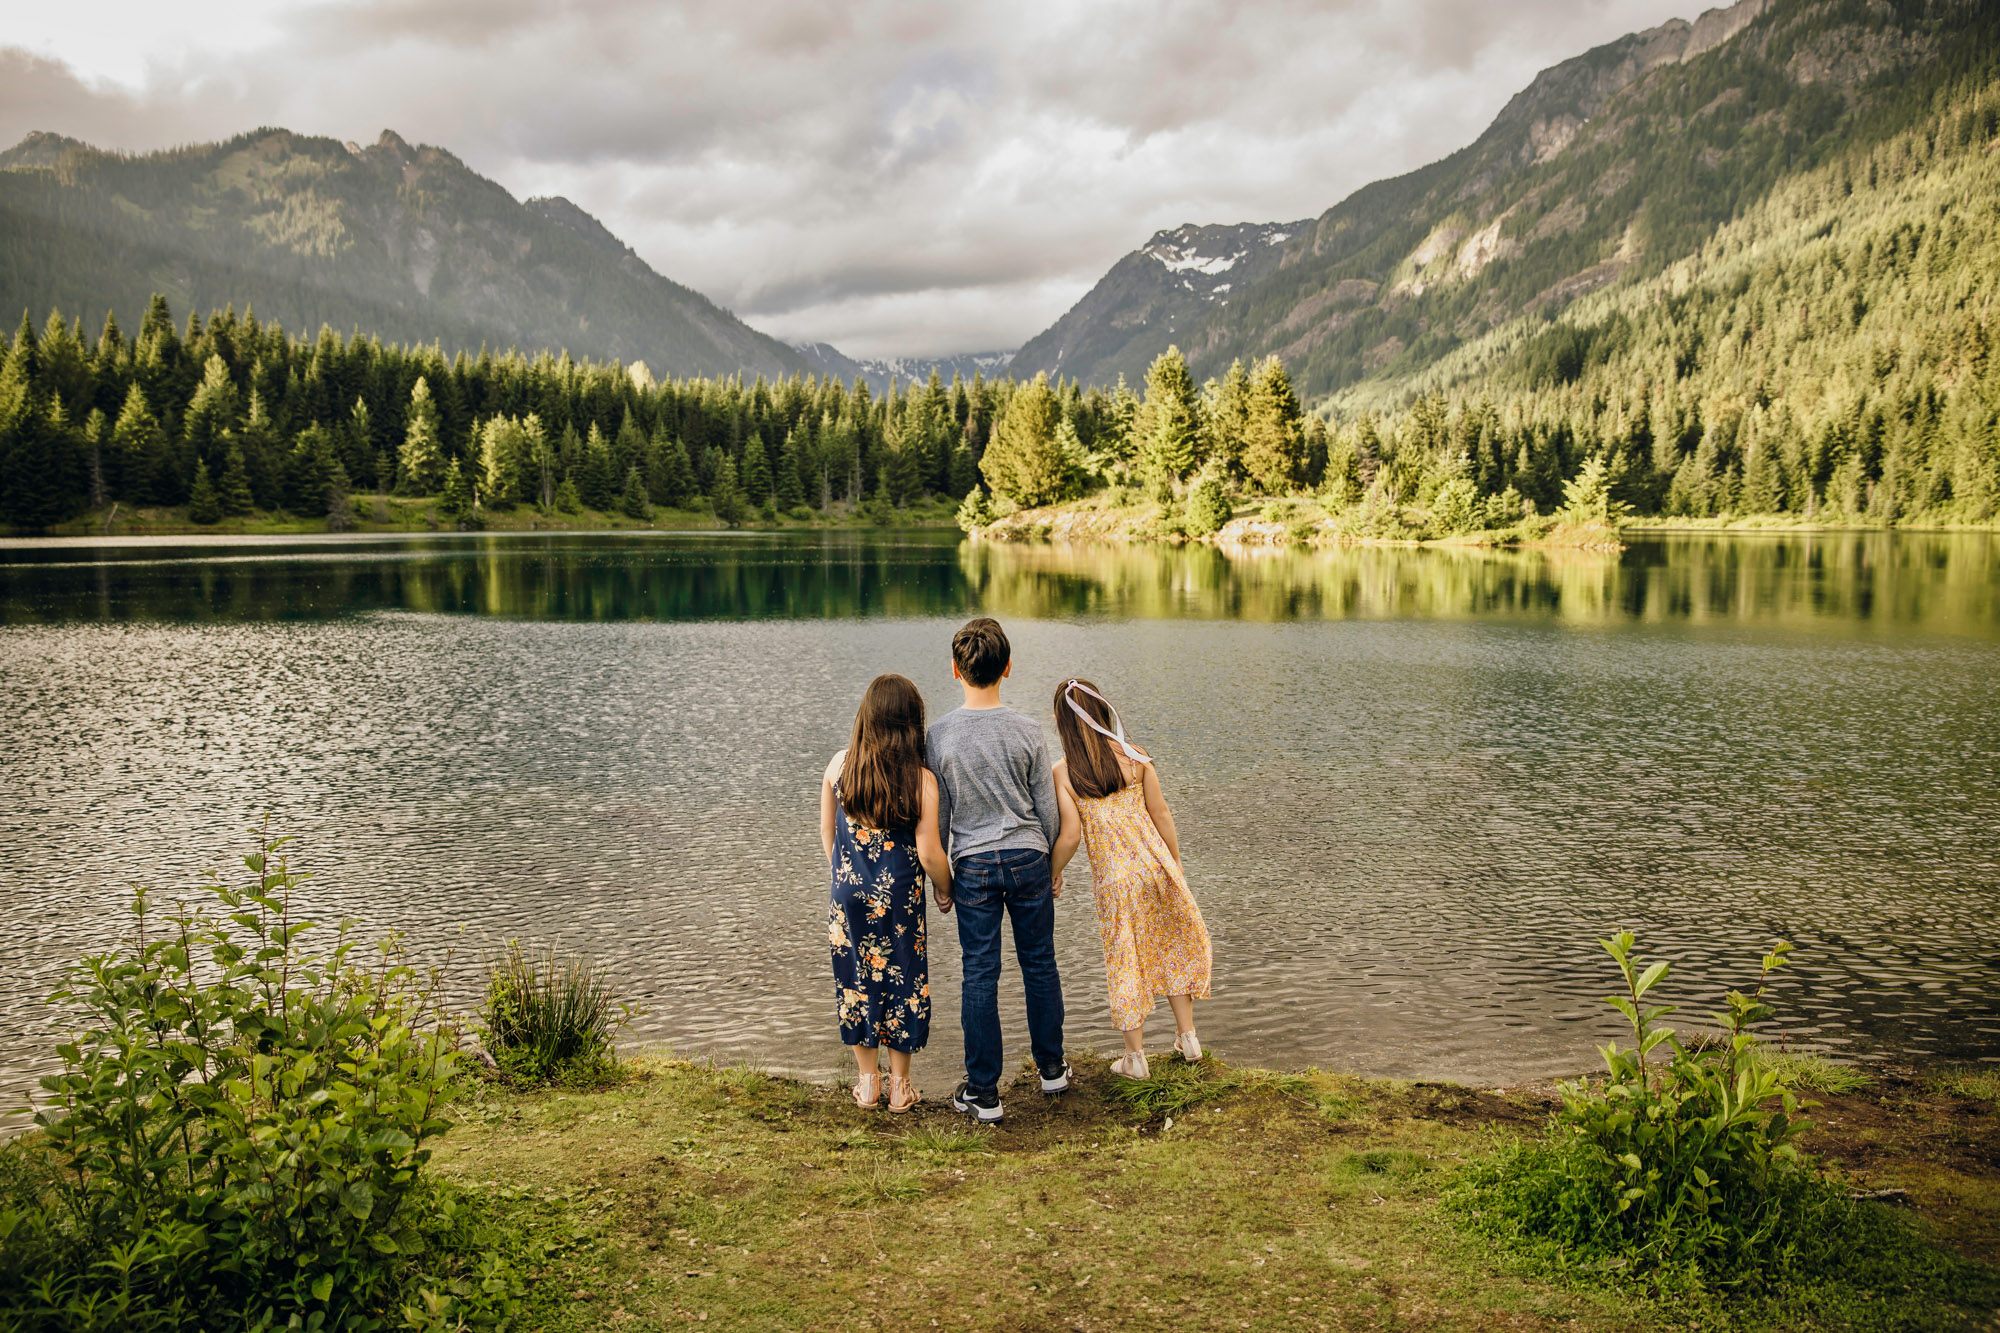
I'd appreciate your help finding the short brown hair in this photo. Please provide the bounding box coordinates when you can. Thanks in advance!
[951,617,1011,688]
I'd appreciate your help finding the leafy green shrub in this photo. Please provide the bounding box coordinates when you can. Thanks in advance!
[1183,470,1232,538]
[0,831,513,1332]
[955,487,994,532]
[1449,932,1993,1311]
[1453,933,1822,1284]
[1428,477,1481,535]
[479,940,626,1085]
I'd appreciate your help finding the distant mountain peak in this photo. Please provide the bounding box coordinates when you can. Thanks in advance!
[1012,0,1955,396]
[0,125,810,379]
[525,196,634,262]
[0,130,91,171]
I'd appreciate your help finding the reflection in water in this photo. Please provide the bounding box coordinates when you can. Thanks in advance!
[963,532,2000,632]
[0,529,1996,1110]
[0,529,1995,632]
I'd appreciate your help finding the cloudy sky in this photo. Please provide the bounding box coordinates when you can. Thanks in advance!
[0,0,1695,359]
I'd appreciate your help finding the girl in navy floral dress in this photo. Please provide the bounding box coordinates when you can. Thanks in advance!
[819,673,954,1112]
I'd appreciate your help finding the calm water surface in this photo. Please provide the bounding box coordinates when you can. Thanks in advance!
[2,529,1997,1106]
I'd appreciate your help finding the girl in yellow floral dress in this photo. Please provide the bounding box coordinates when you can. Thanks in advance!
[1050,678,1211,1081]
[820,674,954,1112]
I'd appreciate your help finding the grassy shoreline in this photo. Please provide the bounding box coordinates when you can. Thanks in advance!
[430,1052,2000,1331]
[7,495,961,540]
[975,494,2000,551]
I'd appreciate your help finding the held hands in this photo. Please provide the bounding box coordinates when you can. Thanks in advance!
[932,878,953,915]
[1052,868,1064,900]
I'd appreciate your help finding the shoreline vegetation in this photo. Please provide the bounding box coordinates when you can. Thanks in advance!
[5,839,1999,1330]
[15,493,961,541]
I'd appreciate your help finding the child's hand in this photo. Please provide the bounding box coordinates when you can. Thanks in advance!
[933,881,953,914]
[1051,869,1064,900]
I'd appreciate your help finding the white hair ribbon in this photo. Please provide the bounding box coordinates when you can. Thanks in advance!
[1062,680,1151,765]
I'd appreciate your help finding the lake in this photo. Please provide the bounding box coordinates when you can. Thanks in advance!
[2,528,1997,1107]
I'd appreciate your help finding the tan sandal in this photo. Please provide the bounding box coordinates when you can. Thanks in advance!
[1109,1052,1151,1081]
[1174,1030,1203,1062]
[853,1069,882,1109]
[888,1074,922,1113]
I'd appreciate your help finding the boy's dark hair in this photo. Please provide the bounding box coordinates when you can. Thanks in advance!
[952,617,1011,688]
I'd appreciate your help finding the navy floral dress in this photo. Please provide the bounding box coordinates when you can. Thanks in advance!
[829,781,930,1052]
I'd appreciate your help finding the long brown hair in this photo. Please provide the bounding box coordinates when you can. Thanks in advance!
[840,673,927,830]
[1053,677,1142,800]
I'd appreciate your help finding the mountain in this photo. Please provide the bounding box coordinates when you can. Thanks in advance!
[0,127,812,380]
[1011,219,1306,384]
[791,342,1015,392]
[1011,0,1994,399]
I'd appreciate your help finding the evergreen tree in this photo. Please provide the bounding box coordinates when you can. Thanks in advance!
[440,458,474,523]
[186,457,222,524]
[619,465,651,520]
[1206,359,1253,479]
[661,434,696,508]
[881,441,922,507]
[554,475,582,513]
[180,355,239,469]
[218,443,255,516]
[1139,347,1202,491]
[980,373,1068,507]
[947,438,980,499]
[83,407,108,508]
[710,453,747,527]
[237,388,281,509]
[398,377,445,494]
[108,382,171,504]
[1242,357,1305,495]
[286,425,345,517]
[348,396,377,490]
[776,428,806,509]
[1,396,87,529]
[581,423,616,510]
[740,431,773,506]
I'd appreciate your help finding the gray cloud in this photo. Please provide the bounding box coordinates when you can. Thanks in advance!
[0,0,1695,358]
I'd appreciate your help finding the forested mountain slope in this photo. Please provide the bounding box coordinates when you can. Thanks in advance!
[0,128,811,380]
[1013,0,1997,401]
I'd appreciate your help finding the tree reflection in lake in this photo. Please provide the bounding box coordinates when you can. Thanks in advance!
[1,529,1995,634]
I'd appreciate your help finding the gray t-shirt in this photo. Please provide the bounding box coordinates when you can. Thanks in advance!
[926,705,1060,862]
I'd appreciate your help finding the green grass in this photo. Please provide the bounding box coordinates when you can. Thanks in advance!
[1931,1066,2000,1103]
[418,1054,2000,1332]
[1100,1052,1241,1119]
[1747,1048,1874,1096]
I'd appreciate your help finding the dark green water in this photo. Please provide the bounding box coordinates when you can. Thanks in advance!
[1,528,1996,1103]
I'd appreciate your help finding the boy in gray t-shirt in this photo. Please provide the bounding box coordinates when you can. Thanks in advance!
[927,617,1069,1122]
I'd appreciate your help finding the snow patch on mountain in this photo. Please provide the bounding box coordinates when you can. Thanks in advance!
[1142,220,1299,280]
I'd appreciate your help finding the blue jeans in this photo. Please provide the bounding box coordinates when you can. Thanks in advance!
[953,848,1066,1096]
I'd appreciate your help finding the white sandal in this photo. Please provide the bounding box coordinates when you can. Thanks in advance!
[1109,1051,1151,1081]
[853,1069,882,1109]
[1175,1030,1203,1062]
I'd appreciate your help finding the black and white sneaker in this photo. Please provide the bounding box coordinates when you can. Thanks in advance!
[1038,1060,1073,1094]
[952,1080,1003,1123]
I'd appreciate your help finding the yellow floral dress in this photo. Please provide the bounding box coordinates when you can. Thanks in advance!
[1075,780,1211,1030]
